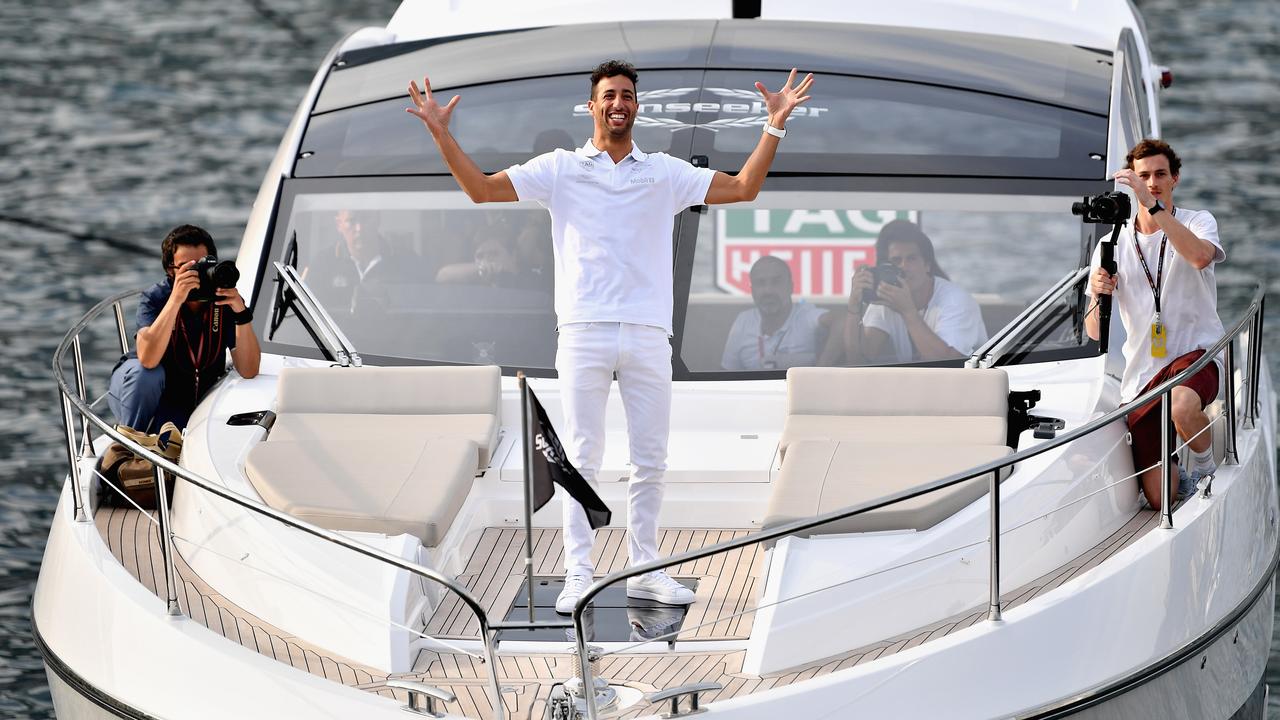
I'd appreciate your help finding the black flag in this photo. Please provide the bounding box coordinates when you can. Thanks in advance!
[523,381,611,529]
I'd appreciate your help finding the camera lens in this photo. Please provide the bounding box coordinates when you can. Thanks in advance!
[1071,201,1087,216]
[211,260,240,289]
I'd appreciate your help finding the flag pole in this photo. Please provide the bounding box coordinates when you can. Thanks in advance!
[518,372,537,623]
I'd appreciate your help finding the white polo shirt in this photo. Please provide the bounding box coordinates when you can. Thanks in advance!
[505,140,715,334]
[1088,207,1226,401]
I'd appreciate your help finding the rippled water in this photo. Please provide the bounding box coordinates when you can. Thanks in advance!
[0,0,1276,717]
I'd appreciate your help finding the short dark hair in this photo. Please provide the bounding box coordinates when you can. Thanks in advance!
[1125,138,1181,176]
[876,219,949,280]
[161,224,215,273]
[590,59,638,100]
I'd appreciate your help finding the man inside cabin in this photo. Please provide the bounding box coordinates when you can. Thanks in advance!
[840,219,987,365]
[407,60,813,613]
[721,254,833,371]
[1087,139,1225,511]
[108,225,261,432]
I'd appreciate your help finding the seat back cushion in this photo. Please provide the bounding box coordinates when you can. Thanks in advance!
[786,366,1008,418]
[276,365,500,417]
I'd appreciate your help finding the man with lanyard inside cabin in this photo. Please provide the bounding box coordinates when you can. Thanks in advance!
[407,60,814,613]
[1086,139,1225,512]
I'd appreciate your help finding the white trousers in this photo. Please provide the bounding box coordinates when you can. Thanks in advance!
[555,322,672,576]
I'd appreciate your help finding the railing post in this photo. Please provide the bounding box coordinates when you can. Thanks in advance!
[574,611,599,719]
[1223,337,1239,465]
[59,394,89,524]
[153,466,183,617]
[1246,301,1263,427]
[1160,391,1173,530]
[478,625,506,719]
[1251,296,1266,424]
[72,336,94,457]
[113,301,130,355]
[987,469,1002,622]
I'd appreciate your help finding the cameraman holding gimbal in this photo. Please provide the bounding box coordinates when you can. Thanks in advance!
[1086,139,1224,512]
[107,225,260,432]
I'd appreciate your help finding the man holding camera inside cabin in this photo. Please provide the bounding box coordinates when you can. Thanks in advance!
[1086,139,1225,511]
[841,219,987,365]
[108,225,261,432]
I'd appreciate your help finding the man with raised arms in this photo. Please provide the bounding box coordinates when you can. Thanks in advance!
[407,60,813,613]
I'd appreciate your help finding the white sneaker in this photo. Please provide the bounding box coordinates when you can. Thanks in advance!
[555,573,592,615]
[626,570,694,605]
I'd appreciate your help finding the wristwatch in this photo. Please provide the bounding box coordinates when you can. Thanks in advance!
[1148,199,1166,215]
[763,123,786,139]
[232,308,254,325]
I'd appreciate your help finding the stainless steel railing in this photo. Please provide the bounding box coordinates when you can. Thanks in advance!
[52,289,521,717]
[54,281,1268,720]
[568,281,1269,718]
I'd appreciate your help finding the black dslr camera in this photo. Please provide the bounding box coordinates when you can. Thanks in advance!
[1071,191,1132,225]
[863,263,904,304]
[189,255,240,302]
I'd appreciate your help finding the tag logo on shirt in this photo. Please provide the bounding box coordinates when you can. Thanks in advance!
[579,160,594,170]
[630,177,656,184]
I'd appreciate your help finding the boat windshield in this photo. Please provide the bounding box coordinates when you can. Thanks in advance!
[257,186,1095,376]
[679,192,1092,376]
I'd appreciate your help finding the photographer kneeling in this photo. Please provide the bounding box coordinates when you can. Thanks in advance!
[108,225,260,432]
[838,219,987,365]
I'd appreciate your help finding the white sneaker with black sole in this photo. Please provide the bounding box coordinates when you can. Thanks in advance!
[626,570,694,605]
[555,572,592,615]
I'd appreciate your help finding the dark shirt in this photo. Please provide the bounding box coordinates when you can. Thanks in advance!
[138,278,237,413]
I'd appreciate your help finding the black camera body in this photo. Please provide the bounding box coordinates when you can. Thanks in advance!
[863,263,904,304]
[1071,191,1132,225]
[189,255,240,302]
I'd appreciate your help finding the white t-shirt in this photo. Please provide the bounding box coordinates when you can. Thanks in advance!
[721,301,828,370]
[505,140,716,334]
[861,276,988,363]
[1088,207,1225,401]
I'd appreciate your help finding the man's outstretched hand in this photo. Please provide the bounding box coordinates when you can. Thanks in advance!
[407,75,460,136]
[756,69,814,128]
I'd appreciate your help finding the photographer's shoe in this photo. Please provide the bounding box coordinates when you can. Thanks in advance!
[626,571,694,605]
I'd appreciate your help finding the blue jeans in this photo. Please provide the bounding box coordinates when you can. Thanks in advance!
[107,358,189,432]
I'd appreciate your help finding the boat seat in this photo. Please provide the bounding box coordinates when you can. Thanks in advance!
[768,367,1013,536]
[779,367,1010,456]
[246,436,476,546]
[243,365,501,546]
[271,365,501,465]
[765,440,1013,535]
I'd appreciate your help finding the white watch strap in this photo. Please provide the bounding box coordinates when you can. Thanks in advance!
[763,123,786,138]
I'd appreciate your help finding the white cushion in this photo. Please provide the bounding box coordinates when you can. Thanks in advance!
[786,366,1009,417]
[270,412,499,467]
[276,365,500,416]
[767,441,1013,535]
[245,436,476,547]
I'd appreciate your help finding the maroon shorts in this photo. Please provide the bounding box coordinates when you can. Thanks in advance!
[1125,349,1220,473]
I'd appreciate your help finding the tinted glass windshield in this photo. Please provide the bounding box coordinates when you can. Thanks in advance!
[258,186,1095,375]
[262,188,558,368]
[678,193,1091,374]
[296,71,1105,178]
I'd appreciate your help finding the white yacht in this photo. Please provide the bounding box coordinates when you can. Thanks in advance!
[35,2,1277,718]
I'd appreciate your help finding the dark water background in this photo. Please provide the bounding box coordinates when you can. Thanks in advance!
[0,0,1276,716]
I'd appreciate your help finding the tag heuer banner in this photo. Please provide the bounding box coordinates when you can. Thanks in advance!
[715,209,919,298]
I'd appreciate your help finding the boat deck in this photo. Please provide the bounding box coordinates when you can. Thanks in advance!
[96,507,1160,718]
